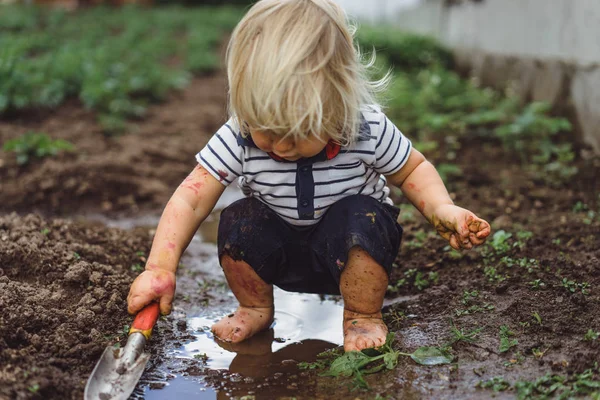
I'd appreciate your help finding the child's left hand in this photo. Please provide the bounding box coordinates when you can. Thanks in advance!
[432,204,491,250]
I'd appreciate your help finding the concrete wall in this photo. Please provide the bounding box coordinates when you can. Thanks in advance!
[341,0,600,153]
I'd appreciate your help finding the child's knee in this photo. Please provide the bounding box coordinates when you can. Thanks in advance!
[346,246,389,280]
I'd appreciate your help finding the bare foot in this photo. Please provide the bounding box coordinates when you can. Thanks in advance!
[343,310,388,352]
[211,306,274,343]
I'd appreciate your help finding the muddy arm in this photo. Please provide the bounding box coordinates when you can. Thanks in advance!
[145,164,226,274]
[385,149,453,224]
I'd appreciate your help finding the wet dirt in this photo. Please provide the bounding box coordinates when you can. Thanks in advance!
[1,71,600,399]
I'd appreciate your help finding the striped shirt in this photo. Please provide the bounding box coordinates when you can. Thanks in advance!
[196,108,412,226]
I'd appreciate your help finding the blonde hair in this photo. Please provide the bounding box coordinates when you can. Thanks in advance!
[226,0,389,145]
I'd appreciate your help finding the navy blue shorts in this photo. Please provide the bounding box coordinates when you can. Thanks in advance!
[217,195,403,295]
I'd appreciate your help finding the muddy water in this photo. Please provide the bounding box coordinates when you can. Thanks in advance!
[88,186,346,399]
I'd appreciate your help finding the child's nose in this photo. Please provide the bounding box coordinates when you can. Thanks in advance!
[274,138,293,153]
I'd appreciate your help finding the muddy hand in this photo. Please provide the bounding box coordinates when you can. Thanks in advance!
[433,204,491,250]
[127,268,176,316]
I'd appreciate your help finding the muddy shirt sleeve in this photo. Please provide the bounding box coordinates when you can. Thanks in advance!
[372,112,412,176]
[196,119,244,185]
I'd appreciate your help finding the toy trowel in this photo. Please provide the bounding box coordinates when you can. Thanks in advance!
[84,302,160,400]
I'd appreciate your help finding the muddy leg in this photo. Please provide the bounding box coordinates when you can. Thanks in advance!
[340,246,389,352]
[211,255,274,343]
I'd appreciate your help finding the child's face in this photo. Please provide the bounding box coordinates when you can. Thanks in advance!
[250,130,328,161]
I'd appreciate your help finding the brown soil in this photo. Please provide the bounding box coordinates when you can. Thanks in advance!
[1,70,599,399]
[0,73,228,215]
[0,213,153,400]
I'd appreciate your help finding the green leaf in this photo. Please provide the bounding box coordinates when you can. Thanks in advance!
[410,347,453,365]
[383,351,399,370]
[322,351,373,378]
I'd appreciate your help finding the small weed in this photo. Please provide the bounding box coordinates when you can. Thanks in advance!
[455,303,495,317]
[121,324,130,338]
[532,347,549,359]
[552,238,561,246]
[3,132,74,165]
[528,279,546,290]
[40,228,50,235]
[388,269,439,293]
[385,309,406,326]
[572,201,588,213]
[532,312,542,325]
[476,376,510,392]
[130,263,144,273]
[28,384,40,394]
[445,246,464,260]
[193,353,208,362]
[405,230,428,250]
[514,366,600,399]
[487,230,513,255]
[514,231,533,250]
[298,348,343,371]
[462,290,479,305]
[73,252,81,260]
[561,278,591,295]
[503,351,525,368]
[499,325,518,353]
[484,266,508,283]
[449,319,482,344]
[501,257,539,273]
[584,329,599,341]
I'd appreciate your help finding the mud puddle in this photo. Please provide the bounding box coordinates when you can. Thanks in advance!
[86,185,345,399]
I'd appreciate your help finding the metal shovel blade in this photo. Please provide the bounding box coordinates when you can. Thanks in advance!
[84,334,149,400]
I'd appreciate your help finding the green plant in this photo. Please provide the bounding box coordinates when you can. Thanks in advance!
[130,263,144,273]
[584,329,599,341]
[455,303,495,317]
[388,269,439,293]
[3,131,74,165]
[532,312,542,325]
[499,325,518,353]
[0,5,243,132]
[488,230,513,255]
[476,376,510,392]
[461,290,479,305]
[504,351,525,368]
[28,383,40,394]
[484,266,508,283]
[532,347,549,359]
[561,278,591,295]
[528,279,546,290]
[356,27,453,71]
[319,334,452,389]
[514,366,600,399]
[449,319,482,344]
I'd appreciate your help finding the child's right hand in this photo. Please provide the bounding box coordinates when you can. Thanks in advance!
[127,268,176,316]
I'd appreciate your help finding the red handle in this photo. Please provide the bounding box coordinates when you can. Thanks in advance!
[129,302,160,340]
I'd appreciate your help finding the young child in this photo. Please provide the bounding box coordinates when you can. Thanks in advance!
[127,0,491,352]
